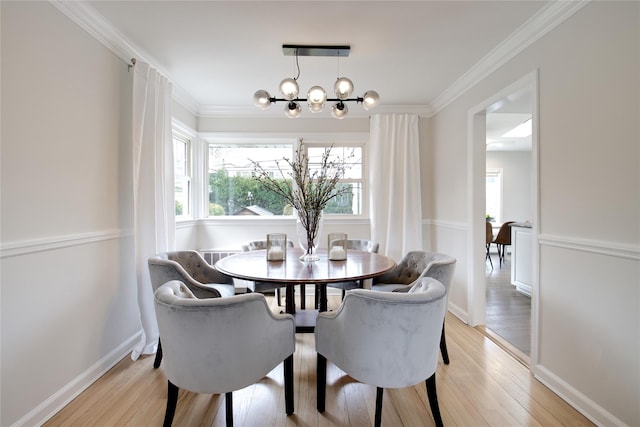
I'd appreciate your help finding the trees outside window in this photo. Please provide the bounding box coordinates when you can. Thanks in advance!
[206,141,364,217]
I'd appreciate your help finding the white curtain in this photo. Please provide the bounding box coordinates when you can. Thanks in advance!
[131,61,175,361]
[369,114,423,262]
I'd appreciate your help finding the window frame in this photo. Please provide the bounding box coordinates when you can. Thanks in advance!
[200,133,369,221]
[172,122,195,221]
[486,167,503,225]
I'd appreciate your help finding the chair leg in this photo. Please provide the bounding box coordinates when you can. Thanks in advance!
[374,387,384,427]
[276,288,282,306]
[341,289,346,301]
[317,354,327,412]
[225,392,233,427]
[154,339,163,369]
[440,323,450,365]
[425,374,443,427]
[163,381,179,427]
[486,244,493,269]
[284,355,294,415]
[300,284,306,309]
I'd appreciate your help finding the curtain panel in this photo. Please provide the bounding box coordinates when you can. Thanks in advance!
[369,114,423,262]
[131,62,175,360]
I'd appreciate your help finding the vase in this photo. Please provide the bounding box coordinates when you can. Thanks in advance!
[296,209,323,262]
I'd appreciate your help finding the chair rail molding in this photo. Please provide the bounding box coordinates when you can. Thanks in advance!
[0,229,130,258]
[538,234,640,260]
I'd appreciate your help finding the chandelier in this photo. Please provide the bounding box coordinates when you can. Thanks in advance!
[253,44,380,119]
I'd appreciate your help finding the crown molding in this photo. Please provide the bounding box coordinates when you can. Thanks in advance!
[429,0,590,116]
[49,0,200,116]
[51,0,588,120]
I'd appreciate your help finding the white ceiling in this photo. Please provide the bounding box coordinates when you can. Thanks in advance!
[63,1,546,149]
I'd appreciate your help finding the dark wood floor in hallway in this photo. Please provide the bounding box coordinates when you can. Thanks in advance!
[485,253,531,357]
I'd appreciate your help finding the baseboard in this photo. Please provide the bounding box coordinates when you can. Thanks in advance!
[14,332,141,427]
[533,365,626,427]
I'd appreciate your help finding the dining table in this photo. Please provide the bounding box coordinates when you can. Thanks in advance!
[215,247,396,332]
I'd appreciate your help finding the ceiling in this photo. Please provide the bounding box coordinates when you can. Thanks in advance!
[68,1,544,149]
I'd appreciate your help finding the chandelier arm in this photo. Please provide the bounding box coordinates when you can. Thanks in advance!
[269,97,363,103]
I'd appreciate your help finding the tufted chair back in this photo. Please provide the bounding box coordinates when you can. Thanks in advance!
[154,280,295,426]
[316,278,447,426]
[241,239,294,252]
[372,251,455,292]
[345,239,380,253]
[148,250,235,299]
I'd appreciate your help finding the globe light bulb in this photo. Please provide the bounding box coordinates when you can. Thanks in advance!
[362,90,380,110]
[334,77,354,100]
[253,90,272,109]
[285,101,302,118]
[307,86,327,113]
[331,101,348,119]
[279,78,299,101]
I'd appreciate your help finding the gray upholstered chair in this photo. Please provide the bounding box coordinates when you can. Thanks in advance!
[148,250,236,368]
[154,280,295,427]
[372,251,456,364]
[326,239,380,300]
[241,240,296,308]
[316,278,447,427]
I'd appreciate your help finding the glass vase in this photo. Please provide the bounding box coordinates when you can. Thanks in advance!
[296,209,323,262]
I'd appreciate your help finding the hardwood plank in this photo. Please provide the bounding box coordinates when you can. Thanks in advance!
[43,295,592,427]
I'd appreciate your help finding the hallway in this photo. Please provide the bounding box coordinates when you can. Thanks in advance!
[485,253,531,358]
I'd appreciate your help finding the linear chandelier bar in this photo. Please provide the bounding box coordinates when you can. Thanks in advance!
[282,44,350,57]
[254,44,379,119]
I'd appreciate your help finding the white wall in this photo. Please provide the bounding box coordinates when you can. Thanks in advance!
[426,2,639,425]
[1,2,138,425]
[486,150,532,223]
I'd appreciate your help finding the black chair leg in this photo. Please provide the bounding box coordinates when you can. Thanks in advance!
[284,355,294,415]
[154,339,163,369]
[163,381,179,427]
[374,387,384,427]
[425,374,443,427]
[276,288,282,306]
[225,392,233,427]
[341,289,346,301]
[317,354,327,412]
[440,323,450,365]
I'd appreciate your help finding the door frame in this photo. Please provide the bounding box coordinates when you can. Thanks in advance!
[466,69,540,368]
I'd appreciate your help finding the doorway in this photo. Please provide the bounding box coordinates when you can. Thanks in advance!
[466,70,539,367]
[485,91,533,359]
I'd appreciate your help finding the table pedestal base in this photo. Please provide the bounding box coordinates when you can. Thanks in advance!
[286,283,327,333]
[294,310,318,333]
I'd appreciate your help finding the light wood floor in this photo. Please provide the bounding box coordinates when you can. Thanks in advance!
[45,294,591,427]
[484,253,532,359]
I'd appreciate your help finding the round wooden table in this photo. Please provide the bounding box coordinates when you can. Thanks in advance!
[216,248,396,332]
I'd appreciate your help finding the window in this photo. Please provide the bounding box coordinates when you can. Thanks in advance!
[306,144,363,215]
[206,139,365,217]
[486,168,502,224]
[173,130,192,218]
[207,143,293,216]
